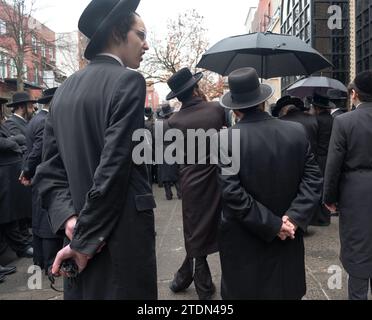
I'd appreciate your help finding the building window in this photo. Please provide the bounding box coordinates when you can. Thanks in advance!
[9,59,17,78]
[0,19,6,35]
[32,35,38,54]
[34,63,39,83]
[41,43,46,58]
[0,53,7,78]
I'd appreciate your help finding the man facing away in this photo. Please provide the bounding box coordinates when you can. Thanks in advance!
[165,67,226,300]
[34,0,157,300]
[217,68,322,299]
[324,71,372,300]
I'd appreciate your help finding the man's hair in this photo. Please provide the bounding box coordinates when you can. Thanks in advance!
[348,82,372,103]
[238,103,262,114]
[177,87,195,103]
[102,12,139,50]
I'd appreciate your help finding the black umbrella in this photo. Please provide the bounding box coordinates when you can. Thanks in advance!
[197,32,333,79]
[286,76,347,99]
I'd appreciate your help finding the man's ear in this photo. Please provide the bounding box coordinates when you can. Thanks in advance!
[351,89,358,100]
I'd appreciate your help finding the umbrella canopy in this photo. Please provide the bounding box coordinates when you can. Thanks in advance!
[197,32,333,79]
[286,76,347,99]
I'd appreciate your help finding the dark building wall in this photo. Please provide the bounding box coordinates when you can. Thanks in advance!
[281,0,350,92]
[356,0,372,73]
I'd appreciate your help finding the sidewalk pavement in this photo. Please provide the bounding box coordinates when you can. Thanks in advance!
[0,185,362,300]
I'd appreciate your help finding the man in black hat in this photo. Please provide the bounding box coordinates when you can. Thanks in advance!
[165,67,226,300]
[3,92,35,253]
[157,103,181,200]
[5,92,37,144]
[34,0,157,300]
[0,97,18,283]
[218,67,322,299]
[276,95,318,155]
[20,87,63,274]
[324,71,372,300]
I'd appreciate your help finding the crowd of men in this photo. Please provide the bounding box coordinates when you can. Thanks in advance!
[1,0,372,300]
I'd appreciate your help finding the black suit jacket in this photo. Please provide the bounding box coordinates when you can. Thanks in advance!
[4,114,27,153]
[23,110,48,179]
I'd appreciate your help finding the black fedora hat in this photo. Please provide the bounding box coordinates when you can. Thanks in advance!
[166,68,203,101]
[7,92,37,109]
[78,0,140,60]
[38,87,58,104]
[220,67,274,110]
[312,93,336,109]
[273,95,305,116]
[0,97,8,105]
[159,104,175,118]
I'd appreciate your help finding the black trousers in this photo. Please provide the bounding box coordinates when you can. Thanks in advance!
[348,275,371,300]
[0,221,31,254]
[164,181,181,200]
[33,235,63,273]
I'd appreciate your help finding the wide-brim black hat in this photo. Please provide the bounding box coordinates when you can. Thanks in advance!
[312,93,336,109]
[7,92,37,108]
[272,95,305,116]
[79,0,140,60]
[0,97,8,105]
[220,67,274,110]
[166,68,203,101]
[38,87,58,104]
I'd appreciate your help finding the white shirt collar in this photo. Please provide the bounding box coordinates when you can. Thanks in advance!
[41,108,49,113]
[97,53,125,67]
[13,113,27,123]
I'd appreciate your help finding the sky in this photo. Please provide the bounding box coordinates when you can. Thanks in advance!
[33,0,258,43]
[32,0,259,100]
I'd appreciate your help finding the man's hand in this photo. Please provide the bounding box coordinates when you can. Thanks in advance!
[277,215,297,241]
[51,244,91,277]
[65,216,78,241]
[20,176,32,187]
[325,203,337,214]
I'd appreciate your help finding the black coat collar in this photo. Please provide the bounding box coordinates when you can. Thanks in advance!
[239,109,274,123]
[89,55,122,66]
[180,96,204,110]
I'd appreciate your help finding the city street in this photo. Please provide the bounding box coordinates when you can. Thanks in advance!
[0,185,366,300]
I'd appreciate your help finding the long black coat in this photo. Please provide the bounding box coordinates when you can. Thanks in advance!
[0,124,31,223]
[280,110,318,154]
[34,56,157,300]
[167,97,226,257]
[23,110,57,238]
[218,109,322,299]
[324,103,372,278]
[4,114,28,153]
[315,111,334,174]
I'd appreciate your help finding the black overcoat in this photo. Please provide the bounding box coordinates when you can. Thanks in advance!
[324,103,372,278]
[280,110,318,154]
[4,114,28,153]
[23,110,58,238]
[0,124,32,223]
[218,110,322,299]
[167,97,226,257]
[34,56,157,299]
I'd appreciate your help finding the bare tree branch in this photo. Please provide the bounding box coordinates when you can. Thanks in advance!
[140,9,223,100]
